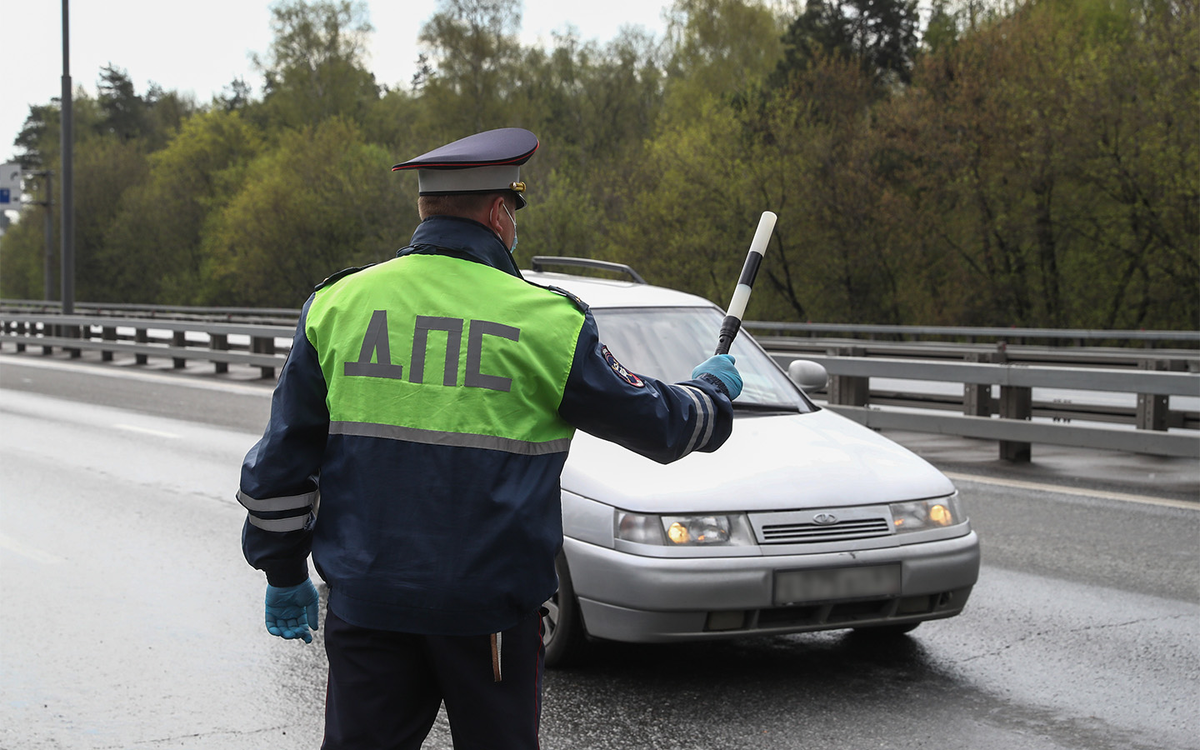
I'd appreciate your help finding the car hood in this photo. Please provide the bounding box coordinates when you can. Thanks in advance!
[561,408,955,512]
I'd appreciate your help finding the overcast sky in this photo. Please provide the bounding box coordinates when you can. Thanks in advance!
[2,0,673,166]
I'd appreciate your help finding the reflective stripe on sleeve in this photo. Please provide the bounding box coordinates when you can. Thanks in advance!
[697,390,716,448]
[678,387,705,454]
[678,385,715,455]
[681,386,715,451]
[237,489,318,514]
[246,513,312,533]
[329,421,572,456]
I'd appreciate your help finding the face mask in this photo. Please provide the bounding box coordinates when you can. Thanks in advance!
[502,204,518,254]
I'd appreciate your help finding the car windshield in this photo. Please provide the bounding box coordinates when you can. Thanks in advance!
[591,307,814,411]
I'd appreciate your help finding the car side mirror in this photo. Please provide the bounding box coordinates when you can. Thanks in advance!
[787,359,828,390]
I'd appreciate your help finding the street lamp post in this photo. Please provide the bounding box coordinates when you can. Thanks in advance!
[61,0,74,316]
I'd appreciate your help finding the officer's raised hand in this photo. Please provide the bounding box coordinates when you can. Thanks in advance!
[265,580,320,643]
[692,354,742,400]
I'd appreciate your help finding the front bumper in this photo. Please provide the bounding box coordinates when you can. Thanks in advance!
[564,530,980,643]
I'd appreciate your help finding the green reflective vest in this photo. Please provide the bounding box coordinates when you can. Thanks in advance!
[305,254,584,455]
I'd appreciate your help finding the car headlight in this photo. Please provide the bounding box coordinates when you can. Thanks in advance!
[890,494,966,533]
[616,512,756,546]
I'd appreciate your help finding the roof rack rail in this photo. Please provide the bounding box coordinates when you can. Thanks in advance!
[529,256,647,284]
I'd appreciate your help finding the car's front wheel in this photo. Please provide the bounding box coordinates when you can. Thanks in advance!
[542,552,588,667]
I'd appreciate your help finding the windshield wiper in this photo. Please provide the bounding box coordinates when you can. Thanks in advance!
[731,401,801,413]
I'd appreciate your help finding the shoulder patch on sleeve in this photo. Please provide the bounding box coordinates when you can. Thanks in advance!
[314,264,374,292]
[601,345,645,388]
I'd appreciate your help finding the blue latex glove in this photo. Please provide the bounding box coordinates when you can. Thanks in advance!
[692,354,742,400]
[265,580,320,643]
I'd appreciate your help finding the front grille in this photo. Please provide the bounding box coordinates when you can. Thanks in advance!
[759,517,892,545]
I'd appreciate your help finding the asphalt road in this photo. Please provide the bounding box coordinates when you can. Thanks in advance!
[1,356,1198,750]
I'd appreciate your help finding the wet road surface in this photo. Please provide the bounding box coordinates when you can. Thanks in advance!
[1,357,1197,749]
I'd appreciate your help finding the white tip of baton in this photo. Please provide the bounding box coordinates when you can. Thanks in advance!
[748,212,777,257]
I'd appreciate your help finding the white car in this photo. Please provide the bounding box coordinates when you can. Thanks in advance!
[529,258,981,667]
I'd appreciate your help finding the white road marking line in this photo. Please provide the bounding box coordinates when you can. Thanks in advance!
[0,532,66,564]
[943,471,1199,511]
[113,423,180,439]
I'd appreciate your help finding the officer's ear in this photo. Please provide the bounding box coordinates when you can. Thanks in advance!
[486,194,507,234]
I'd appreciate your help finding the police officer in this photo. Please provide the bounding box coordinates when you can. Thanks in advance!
[237,128,742,749]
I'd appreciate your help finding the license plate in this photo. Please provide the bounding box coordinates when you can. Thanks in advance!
[774,564,901,605]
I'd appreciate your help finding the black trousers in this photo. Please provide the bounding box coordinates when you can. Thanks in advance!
[322,608,545,750]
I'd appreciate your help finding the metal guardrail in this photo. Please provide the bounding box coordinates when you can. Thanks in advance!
[752,337,1200,372]
[745,320,1200,345]
[0,313,293,379]
[766,352,1199,460]
[7,301,1197,346]
[1,299,300,320]
[796,355,1198,396]
[3,306,1198,461]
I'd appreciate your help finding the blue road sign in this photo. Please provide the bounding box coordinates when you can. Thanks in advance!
[0,189,11,205]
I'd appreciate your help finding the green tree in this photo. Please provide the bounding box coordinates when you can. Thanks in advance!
[13,103,60,169]
[0,215,47,299]
[215,77,255,112]
[775,0,921,89]
[415,0,525,134]
[508,27,666,260]
[1,92,115,302]
[254,0,380,129]
[879,0,1198,328]
[201,118,414,306]
[71,135,152,302]
[921,0,961,55]
[102,110,264,303]
[743,55,902,323]
[96,64,149,142]
[664,0,785,114]
[622,40,900,324]
[142,84,198,150]
[515,27,665,169]
[7,0,1193,327]
[514,168,605,265]
[616,100,756,306]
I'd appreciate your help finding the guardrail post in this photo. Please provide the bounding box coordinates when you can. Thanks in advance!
[15,321,27,353]
[998,382,1033,462]
[134,328,149,365]
[826,346,869,407]
[42,322,54,356]
[252,336,277,379]
[963,352,995,417]
[66,324,82,359]
[211,333,229,374]
[101,326,117,362]
[996,341,1031,460]
[1136,359,1170,432]
[172,331,187,369]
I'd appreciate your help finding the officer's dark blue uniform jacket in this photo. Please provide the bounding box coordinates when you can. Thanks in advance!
[239,216,734,636]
